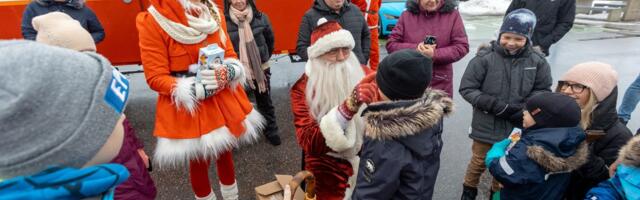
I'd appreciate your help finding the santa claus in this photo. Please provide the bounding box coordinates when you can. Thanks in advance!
[136,0,264,199]
[290,18,378,200]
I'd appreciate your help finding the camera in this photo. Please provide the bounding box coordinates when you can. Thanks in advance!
[423,35,437,45]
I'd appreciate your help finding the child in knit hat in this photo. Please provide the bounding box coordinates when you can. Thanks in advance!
[352,49,454,200]
[586,135,640,200]
[459,8,553,199]
[0,40,129,199]
[31,12,157,200]
[556,62,633,200]
[485,92,589,200]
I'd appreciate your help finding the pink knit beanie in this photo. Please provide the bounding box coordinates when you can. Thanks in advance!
[32,12,96,52]
[560,61,618,102]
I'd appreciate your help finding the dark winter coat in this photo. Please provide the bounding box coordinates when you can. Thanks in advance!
[564,87,634,200]
[506,0,575,56]
[111,119,156,200]
[488,127,588,200]
[459,42,552,144]
[352,89,453,200]
[224,1,275,64]
[21,0,105,43]
[296,0,371,64]
[386,0,468,97]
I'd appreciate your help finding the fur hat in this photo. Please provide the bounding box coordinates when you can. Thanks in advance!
[0,41,129,178]
[32,12,96,52]
[307,18,355,58]
[500,8,536,41]
[619,135,640,168]
[526,93,581,129]
[559,62,618,102]
[377,49,433,100]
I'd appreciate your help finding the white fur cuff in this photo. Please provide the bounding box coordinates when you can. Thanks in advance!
[172,77,198,115]
[320,107,357,152]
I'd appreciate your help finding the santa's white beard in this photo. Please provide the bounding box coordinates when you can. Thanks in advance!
[305,53,365,120]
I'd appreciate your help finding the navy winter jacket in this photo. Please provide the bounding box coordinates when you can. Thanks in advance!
[488,127,589,200]
[21,0,105,43]
[352,89,453,200]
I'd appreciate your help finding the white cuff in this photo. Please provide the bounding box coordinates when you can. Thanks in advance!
[320,107,357,152]
[172,77,198,115]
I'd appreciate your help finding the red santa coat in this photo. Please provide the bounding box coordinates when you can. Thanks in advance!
[290,65,369,200]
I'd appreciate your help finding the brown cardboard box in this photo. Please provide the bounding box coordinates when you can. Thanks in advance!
[255,175,305,200]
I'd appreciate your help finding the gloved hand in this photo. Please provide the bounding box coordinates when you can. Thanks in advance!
[474,94,498,113]
[338,73,379,120]
[509,110,524,128]
[496,104,523,119]
[485,138,511,167]
[196,64,238,98]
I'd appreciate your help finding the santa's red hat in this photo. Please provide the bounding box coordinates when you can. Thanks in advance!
[307,18,355,58]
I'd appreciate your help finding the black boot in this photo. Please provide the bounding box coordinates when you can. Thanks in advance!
[461,185,477,200]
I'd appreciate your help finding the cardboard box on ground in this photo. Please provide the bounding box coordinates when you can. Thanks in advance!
[255,175,305,200]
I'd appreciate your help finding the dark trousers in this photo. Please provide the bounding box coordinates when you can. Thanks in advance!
[246,68,278,135]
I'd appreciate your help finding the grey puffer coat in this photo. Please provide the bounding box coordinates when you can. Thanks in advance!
[459,41,552,144]
[296,0,370,64]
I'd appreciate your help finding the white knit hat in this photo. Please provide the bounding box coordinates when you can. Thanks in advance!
[32,12,96,52]
[560,61,618,102]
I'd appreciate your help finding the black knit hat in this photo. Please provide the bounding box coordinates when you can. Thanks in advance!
[376,49,432,100]
[526,93,581,129]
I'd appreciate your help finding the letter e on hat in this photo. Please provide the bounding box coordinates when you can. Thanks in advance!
[104,69,129,113]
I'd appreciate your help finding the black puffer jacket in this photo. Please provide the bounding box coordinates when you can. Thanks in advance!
[296,0,370,64]
[459,42,551,144]
[21,0,105,43]
[564,87,634,200]
[353,89,453,200]
[506,0,575,56]
[224,0,275,64]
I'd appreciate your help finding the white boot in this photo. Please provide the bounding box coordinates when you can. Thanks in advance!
[220,181,239,200]
[195,188,217,200]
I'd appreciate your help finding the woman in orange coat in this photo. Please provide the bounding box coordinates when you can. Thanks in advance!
[136,0,264,199]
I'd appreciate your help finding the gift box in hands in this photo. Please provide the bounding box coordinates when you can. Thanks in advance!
[196,44,225,83]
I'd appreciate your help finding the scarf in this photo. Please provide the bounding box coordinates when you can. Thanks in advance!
[230,6,267,93]
[148,1,226,45]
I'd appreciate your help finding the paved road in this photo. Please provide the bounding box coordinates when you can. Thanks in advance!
[121,16,640,200]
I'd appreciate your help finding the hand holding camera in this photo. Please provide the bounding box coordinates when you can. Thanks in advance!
[417,35,437,58]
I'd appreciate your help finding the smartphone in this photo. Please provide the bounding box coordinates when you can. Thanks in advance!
[424,35,437,45]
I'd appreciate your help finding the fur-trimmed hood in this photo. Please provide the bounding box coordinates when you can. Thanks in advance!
[619,135,640,168]
[406,0,457,15]
[36,0,84,9]
[362,89,454,140]
[524,127,589,173]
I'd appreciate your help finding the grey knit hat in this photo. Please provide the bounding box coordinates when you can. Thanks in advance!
[0,40,130,178]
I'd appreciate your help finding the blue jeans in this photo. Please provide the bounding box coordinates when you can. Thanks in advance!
[619,74,640,123]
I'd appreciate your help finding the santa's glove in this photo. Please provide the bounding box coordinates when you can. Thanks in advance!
[338,73,379,120]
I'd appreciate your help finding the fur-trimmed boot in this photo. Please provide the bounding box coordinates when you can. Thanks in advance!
[195,188,217,200]
[220,182,238,200]
[461,185,477,200]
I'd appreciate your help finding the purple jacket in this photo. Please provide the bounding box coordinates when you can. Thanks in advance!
[386,0,468,97]
[111,119,157,200]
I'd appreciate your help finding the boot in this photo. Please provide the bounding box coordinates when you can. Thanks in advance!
[195,188,217,200]
[220,181,238,200]
[461,185,477,200]
[264,126,281,146]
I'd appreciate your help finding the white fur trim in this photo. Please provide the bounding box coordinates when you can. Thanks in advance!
[223,58,246,89]
[320,107,357,152]
[344,156,360,200]
[307,29,355,59]
[153,109,265,168]
[220,181,238,200]
[172,77,198,115]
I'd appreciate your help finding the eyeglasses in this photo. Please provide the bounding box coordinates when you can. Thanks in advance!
[559,81,587,93]
[324,47,351,57]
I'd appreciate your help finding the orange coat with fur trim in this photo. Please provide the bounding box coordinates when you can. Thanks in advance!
[136,0,263,165]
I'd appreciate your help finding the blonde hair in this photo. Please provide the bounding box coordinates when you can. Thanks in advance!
[579,90,599,130]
